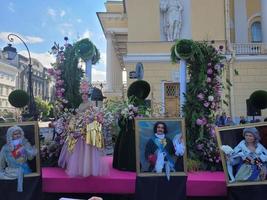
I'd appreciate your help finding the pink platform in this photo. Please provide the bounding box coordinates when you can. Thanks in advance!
[42,156,227,196]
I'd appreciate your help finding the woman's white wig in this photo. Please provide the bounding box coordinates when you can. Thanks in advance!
[243,127,260,143]
[6,125,25,145]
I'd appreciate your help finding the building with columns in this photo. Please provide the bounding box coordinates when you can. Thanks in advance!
[0,50,55,115]
[17,54,55,101]
[98,0,267,119]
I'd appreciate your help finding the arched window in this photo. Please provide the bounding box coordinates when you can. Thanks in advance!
[251,21,262,42]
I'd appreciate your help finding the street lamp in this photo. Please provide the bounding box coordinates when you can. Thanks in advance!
[3,33,37,120]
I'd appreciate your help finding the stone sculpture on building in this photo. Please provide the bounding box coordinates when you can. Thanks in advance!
[160,0,183,41]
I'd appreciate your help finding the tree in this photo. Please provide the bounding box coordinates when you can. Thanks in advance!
[35,97,52,119]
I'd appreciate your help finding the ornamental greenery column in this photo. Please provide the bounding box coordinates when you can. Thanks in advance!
[75,38,100,84]
[171,39,226,170]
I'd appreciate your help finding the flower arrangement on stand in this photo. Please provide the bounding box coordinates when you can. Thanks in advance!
[171,39,225,171]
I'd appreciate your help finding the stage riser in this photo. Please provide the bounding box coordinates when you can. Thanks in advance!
[42,156,226,196]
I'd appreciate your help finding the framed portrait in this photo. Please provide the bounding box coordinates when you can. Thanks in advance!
[135,118,187,177]
[0,121,40,178]
[216,122,267,186]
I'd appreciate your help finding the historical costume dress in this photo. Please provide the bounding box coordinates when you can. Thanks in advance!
[232,140,267,181]
[58,101,108,177]
[113,117,136,171]
[145,134,177,180]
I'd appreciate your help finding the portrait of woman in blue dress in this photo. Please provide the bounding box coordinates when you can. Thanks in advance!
[226,127,267,182]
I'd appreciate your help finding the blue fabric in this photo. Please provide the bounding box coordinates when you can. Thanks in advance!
[152,136,175,168]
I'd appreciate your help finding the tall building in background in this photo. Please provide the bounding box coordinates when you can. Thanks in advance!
[17,55,55,102]
[0,51,18,112]
[98,0,267,118]
[0,51,55,114]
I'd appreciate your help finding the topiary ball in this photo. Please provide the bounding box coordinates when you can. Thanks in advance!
[249,90,267,110]
[75,38,95,61]
[8,89,29,108]
[127,80,150,100]
[174,39,195,60]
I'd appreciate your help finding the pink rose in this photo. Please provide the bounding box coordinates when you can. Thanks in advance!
[207,68,213,75]
[206,77,212,83]
[197,93,204,100]
[196,118,203,125]
[204,102,210,108]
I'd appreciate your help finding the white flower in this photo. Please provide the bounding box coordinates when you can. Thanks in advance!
[128,104,134,109]
[208,95,214,102]
[220,145,234,155]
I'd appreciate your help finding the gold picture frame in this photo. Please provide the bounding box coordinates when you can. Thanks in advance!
[0,121,41,177]
[135,117,187,177]
[216,122,267,187]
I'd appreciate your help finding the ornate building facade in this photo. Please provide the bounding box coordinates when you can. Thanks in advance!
[98,0,267,119]
[0,51,55,113]
[0,52,18,112]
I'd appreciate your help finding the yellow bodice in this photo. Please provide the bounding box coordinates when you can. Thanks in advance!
[86,120,104,149]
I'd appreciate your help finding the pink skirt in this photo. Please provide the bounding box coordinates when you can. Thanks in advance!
[59,137,109,177]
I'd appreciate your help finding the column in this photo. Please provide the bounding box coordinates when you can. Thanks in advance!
[234,0,248,43]
[179,59,186,117]
[225,0,233,51]
[106,32,114,92]
[180,0,192,39]
[261,0,267,43]
[105,31,123,94]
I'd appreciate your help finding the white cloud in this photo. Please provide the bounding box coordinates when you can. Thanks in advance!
[77,18,82,23]
[47,8,56,17]
[81,30,93,39]
[48,8,66,18]
[92,68,106,82]
[20,50,55,68]
[24,36,44,43]
[99,52,106,65]
[8,2,15,12]
[0,32,43,44]
[60,10,66,17]
[59,23,74,37]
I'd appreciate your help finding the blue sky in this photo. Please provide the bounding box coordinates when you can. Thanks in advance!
[0,0,109,82]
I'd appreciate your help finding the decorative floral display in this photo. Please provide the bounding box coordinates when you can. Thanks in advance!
[48,37,100,116]
[79,78,91,94]
[104,98,151,122]
[195,138,222,170]
[48,68,68,117]
[171,40,225,170]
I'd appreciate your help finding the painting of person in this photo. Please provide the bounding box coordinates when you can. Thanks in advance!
[221,127,267,183]
[144,121,185,179]
[0,125,37,191]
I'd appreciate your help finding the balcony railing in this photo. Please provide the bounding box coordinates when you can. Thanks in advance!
[232,43,266,55]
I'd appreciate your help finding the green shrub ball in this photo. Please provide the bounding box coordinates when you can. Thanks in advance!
[8,90,29,108]
[249,90,267,110]
[127,80,150,100]
[174,39,195,59]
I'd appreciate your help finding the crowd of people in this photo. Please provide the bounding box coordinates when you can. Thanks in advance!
[215,112,266,127]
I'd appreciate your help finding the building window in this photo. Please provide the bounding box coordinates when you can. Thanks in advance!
[251,21,262,42]
[5,87,8,95]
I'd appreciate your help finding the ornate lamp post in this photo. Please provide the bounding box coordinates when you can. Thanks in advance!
[3,33,37,120]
